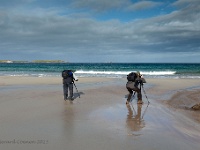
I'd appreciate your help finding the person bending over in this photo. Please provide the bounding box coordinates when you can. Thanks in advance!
[126,71,146,104]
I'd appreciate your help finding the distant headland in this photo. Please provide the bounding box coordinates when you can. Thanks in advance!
[0,60,68,63]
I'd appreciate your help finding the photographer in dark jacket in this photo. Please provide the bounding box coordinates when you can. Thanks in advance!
[62,70,78,101]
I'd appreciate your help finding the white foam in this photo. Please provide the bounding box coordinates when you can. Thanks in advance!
[75,70,176,76]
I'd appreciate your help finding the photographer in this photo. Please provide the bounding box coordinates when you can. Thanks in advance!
[62,70,78,101]
[126,71,146,105]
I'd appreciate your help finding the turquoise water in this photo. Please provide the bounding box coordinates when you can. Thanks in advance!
[0,63,200,78]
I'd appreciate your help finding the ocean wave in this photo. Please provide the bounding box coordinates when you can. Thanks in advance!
[75,70,176,76]
[1,63,200,79]
[2,70,200,79]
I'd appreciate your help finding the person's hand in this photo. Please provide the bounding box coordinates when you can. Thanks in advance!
[138,80,143,83]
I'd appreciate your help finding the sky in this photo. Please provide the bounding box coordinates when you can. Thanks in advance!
[0,0,200,63]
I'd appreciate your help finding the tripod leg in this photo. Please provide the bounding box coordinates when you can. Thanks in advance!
[130,91,136,102]
[73,83,80,98]
[142,85,150,104]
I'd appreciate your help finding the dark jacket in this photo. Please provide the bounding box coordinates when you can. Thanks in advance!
[126,77,143,89]
[63,72,78,84]
[63,76,74,84]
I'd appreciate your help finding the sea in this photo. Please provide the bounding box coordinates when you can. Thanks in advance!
[0,63,200,79]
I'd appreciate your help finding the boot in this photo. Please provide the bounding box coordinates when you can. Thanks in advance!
[126,93,132,105]
[137,100,143,104]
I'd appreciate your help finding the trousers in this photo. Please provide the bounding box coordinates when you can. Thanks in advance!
[63,83,73,99]
[127,87,142,102]
[126,80,142,102]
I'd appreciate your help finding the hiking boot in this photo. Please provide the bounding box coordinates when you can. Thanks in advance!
[126,101,129,105]
[137,100,143,104]
[64,95,68,101]
[69,97,74,101]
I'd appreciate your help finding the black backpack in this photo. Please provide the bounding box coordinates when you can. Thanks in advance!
[127,72,137,82]
[62,70,73,79]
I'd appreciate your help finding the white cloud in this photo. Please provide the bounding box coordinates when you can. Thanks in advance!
[172,0,199,7]
[70,0,129,12]
[126,1,163,11]
[0,0,200,62]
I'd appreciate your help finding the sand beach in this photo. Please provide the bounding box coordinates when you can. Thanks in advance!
[0,76,200,150]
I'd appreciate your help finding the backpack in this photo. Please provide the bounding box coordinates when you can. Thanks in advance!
[62,70,73,79]
[127,72,137,82]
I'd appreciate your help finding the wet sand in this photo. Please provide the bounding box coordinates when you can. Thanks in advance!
[0,77,200,150]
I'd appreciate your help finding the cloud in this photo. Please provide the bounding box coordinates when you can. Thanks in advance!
[70,0,164,13]
[0,0,34,6]
[0,0,200,62]
[126,1,163,11]
[70,0,129,12]
[172,0,200,7]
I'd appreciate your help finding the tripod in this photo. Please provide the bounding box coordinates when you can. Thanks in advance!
[141,83,150,104]
[130,83,150,104]
[73,82,80,98]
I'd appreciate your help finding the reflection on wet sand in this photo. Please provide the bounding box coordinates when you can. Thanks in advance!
[126,104,145,135]
[62,102,75,142]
